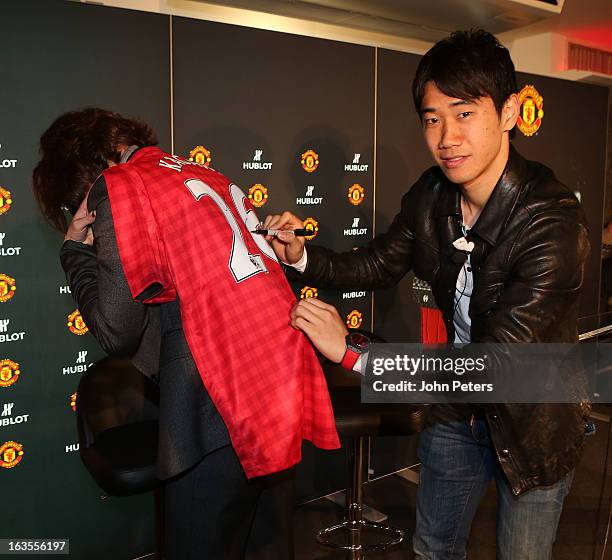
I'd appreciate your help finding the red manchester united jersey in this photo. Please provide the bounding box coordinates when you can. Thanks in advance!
[103,147,339,478]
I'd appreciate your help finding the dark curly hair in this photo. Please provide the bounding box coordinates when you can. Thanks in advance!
[412,29,517,122]
[33,108,157,232]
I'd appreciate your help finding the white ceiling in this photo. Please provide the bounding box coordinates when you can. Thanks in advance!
[194,0,611,51]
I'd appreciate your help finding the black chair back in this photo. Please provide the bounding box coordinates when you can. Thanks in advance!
[76,356,160,495]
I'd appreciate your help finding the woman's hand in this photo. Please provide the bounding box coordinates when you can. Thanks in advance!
[64,196,95,245]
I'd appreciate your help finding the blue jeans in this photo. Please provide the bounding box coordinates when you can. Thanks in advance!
[413,417,574,560]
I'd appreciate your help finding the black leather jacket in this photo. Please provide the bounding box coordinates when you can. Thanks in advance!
[299,147,591,495]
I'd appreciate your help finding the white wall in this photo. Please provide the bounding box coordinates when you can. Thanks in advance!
[70,0,610,83]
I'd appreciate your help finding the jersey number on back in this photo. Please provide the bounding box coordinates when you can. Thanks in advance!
[184,179,278,283]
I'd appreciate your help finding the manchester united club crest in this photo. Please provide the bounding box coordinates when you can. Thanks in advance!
[347,184,365,206]
[0,359,20,388]
[0,274,16,303]
[0,441,24,469]
[248,184,268,208]
[303,217,319,240]
[0,187,12,216]
[67,310,88,336]
[300,286,319,299]
[300,150,319,173]
[188,145,212,167]
[346,310,363,329]
[70,392,77,412]
[517,85,544,137]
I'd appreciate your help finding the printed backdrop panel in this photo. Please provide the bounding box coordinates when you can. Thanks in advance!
[512,72,608,333]
[172,16,376,500]
[1,0,170,557]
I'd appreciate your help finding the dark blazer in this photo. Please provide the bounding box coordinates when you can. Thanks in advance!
[60,176,230,480]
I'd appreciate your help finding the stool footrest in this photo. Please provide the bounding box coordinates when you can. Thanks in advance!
[316,519,404,552]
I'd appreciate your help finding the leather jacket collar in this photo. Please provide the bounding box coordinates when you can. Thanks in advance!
[436,145,528,246]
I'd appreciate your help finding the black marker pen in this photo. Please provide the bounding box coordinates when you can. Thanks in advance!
[251,228,309,237]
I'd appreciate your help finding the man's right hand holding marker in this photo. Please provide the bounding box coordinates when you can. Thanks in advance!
[262,211,307,265]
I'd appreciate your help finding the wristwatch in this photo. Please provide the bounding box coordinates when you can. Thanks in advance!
[341,331,371,370]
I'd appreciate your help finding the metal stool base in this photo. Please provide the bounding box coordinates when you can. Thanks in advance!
[316,519,404,553]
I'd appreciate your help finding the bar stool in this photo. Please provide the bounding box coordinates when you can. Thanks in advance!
[317,331,426,559]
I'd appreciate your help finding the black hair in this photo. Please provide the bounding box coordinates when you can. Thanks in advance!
[412,29,517,120]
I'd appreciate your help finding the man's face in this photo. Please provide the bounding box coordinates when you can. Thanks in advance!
[420,82,516,191]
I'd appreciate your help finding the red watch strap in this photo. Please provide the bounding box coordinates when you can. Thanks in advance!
[341,347,360,370]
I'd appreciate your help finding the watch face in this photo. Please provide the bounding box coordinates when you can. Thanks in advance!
[348,332,370,351]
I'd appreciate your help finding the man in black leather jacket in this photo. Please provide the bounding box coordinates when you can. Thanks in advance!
[264,30,591,559]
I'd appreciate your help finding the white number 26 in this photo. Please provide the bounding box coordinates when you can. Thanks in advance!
[184,179,278,283]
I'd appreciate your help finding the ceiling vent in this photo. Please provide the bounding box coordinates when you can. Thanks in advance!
[568,42,612,76]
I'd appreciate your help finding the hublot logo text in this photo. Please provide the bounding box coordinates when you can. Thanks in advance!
[0,319,25,344]
[63,350,93,375]
[0,233,21,257]
[0,402,29,428]
[344,153,368,172]
[296,185,323,205]
[344,217,368,237]
[243,149,273,170]
[343,291,367,299]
